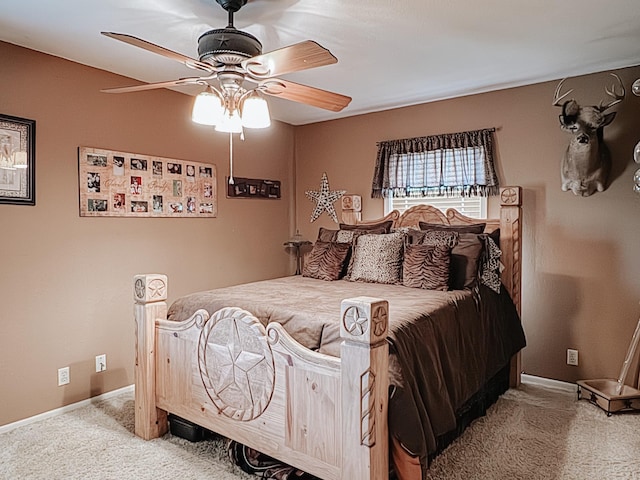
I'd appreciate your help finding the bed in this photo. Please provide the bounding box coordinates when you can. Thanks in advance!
[132,186,524,480]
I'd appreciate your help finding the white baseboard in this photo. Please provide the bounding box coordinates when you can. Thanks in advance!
[0,384,134,434]
[521,374,576,393]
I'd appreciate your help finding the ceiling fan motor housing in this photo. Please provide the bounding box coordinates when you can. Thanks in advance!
[215,0,247,13]
[198,28,262,65]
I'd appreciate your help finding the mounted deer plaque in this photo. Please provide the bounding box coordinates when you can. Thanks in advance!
[552,73,625,197]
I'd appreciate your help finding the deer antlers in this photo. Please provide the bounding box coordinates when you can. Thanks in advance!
[552,78,573,107]
[552,73,625,110]
[599,73,625,111]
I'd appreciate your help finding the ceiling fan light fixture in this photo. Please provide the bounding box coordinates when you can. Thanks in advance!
[215,109,243,133]
[192,87,224,126]
[101,0,352,139]
[241,92,271,129]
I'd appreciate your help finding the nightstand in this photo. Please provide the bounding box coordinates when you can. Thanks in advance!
[284,236,312,275]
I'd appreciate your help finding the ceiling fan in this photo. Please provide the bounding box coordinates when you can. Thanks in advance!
[101,0,352,131]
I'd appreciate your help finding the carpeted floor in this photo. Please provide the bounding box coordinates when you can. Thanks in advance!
[425,383,640,480]
[1,382,639,479]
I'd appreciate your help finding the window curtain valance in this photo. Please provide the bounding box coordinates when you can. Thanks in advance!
[371,128,499,198]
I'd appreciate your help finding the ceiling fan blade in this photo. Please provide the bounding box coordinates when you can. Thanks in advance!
[260,79,351,112]
[243,41,337,79]
[101,32,213,73]
[101,78,201,94]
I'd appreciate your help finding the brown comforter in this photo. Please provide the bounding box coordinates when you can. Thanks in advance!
[167,276,525,473]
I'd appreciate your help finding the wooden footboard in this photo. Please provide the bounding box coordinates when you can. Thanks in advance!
[133,274,389,480]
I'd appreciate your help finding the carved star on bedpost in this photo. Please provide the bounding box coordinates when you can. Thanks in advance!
[305,172,346,223]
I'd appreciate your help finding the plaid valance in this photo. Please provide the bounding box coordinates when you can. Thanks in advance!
[371,128,499,198]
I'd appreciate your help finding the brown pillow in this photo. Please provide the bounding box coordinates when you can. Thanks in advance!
[488,228,500,247]
[402,244,451,291]
[317,227,338,242]
[419,222,486,234]
[449,233,485,289]
[339,220,393,233]
[302,241,351,281]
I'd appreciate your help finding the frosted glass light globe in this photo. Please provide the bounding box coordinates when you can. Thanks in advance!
[192,90,223,126]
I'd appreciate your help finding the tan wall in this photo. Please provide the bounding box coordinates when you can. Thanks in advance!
[295,65,640,385]
[0,42,295,426]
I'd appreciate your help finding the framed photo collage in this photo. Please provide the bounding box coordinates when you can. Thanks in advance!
[78,146,217,217]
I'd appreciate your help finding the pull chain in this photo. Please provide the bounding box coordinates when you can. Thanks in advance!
[228,131,234,185]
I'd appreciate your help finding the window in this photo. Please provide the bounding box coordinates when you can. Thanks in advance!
[384,193,487,218]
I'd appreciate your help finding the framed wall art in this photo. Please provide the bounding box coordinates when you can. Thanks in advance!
[0,114,36,205]
[78,146,217,217]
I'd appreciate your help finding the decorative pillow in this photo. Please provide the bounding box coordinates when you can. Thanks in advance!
[319,224,393,243]
[488,228,500,247]
[402,228,427,245]
[339,220,394,233]
[402,244,451,291]
[414,228,484,290]
[302,241,351,281]
[336,229,356,243]
[479,236,502,293]
[317,227,339,242]
[448,233,485,290]
[347,232,404,284]
[337,226,390,278]
[335,226,387,244]
[419,222,486,234]
[413,229,460,248]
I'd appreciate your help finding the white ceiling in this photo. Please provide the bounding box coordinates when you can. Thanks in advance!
[1,0,639,125]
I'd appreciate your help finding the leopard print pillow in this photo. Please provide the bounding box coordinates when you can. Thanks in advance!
[480,236,502,293]
[414,229,459,248]
[347,232,404,284]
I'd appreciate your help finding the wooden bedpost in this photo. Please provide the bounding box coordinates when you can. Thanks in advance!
[498,187,523,387]
[340,297,389,480]
[133,274,169,440]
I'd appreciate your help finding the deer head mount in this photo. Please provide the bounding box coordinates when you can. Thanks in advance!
[553,73,625,197]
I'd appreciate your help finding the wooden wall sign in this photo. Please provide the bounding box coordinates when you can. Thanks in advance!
[78,146,217,217]
[226,176,281,199]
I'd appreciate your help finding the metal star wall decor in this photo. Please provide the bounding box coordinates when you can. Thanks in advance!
[305,172,346,223]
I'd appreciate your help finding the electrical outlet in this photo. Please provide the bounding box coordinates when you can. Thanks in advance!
[567,349,579,366]
[58,367,70,386]
[95,354,107,372]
